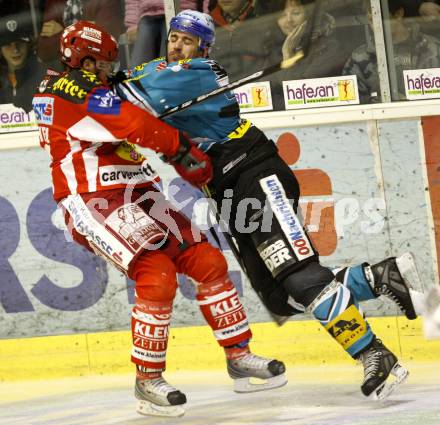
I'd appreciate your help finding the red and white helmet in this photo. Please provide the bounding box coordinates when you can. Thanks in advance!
[60,20,118,69]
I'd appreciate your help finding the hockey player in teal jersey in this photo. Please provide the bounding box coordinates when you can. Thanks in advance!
[116,10,422,400]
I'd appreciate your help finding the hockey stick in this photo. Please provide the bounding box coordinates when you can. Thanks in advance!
[201,185,248,273]
[201,185,291,326]
[158,52,304,119]
[158,1,323,120]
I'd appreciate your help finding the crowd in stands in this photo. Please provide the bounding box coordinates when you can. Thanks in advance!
[0,0,439,114]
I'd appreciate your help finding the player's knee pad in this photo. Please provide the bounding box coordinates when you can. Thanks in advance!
[281,261,334,309]
[132,251,178,302]
[175,241,228,284]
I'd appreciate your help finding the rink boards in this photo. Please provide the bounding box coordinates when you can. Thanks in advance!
[1,317,440,381]
[0,107,440,380]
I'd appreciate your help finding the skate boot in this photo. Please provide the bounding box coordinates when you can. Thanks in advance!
[357,338,409,400]
[135,375,187,417]
[365,252,422,320]
[227,351,287,393]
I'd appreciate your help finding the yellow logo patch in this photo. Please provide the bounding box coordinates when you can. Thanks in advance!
[53,77,88,99]
[115,142,145,163]
[81,70,101,84]
[338,80,356,101]
[227,119,251,139]
[252,86,269,107]
[325,305,367,350]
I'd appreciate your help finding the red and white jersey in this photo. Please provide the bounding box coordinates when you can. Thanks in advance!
[33,69,180,201]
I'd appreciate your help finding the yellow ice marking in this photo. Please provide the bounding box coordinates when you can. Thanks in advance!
[0,318,440,382]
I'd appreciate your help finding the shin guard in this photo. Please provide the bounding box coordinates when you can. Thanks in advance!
[308,280,374,358]
[131,298,172,371]
[197,278,252,347]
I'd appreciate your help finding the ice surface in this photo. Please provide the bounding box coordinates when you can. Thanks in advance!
[1,363,439,424]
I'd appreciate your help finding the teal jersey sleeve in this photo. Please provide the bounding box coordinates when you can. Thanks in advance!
[118,57,241,149]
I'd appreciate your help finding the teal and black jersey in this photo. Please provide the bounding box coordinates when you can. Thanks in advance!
[117,57,247,151]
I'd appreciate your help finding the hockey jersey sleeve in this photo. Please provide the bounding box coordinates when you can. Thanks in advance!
[84,86,180,157]
[122,58,224,115]
[118,58,240,142]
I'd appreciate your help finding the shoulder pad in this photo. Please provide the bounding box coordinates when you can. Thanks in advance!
[47,69,100,104]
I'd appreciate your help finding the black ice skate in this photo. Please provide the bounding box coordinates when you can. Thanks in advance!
[227,353,287,393]
[135,376,186,417]
[357,338,409,400]
[365,252,422,320]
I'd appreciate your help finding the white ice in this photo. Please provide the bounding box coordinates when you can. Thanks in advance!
[1,363,439,425]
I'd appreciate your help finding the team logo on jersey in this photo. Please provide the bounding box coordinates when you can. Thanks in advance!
[87,88,121,115]
[32,97,54,125]
[115,142,145,163]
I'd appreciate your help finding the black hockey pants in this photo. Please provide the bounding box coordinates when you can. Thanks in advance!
[207,128,333,317]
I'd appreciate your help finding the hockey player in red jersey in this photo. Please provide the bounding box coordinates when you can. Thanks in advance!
[32,21,286,418]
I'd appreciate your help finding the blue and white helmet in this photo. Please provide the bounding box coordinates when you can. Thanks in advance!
[169,10,215,51]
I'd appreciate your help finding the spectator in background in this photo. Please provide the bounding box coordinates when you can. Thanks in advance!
[342,0,440,103]
[209,0,277,80]
[402,1,440,39]
[0,13,44,111]
[402,1,440,18]
[124,1,209,67]
[419,1,440,16]
[270,0,348,109]
[36,0,124,71]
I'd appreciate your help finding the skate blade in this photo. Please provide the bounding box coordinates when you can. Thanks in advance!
[233,373,287,393]
[396,252,423,293]
[370,363,409,401]
[422,286,440,339]
[409,289,428,317]
[396,252,424,319]
[136,400,185,418]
